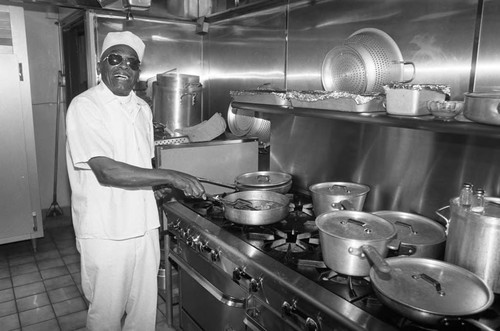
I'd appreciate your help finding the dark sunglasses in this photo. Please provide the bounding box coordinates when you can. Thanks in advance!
[102,53,141,70]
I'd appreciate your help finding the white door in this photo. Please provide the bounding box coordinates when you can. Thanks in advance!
[0,5,42,245]
[0,54,38,241]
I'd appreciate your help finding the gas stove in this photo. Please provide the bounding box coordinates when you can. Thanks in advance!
[161,194,500,331]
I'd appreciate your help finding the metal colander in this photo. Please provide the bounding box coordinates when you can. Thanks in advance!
[322,28,415,94]
[322,45,367,94]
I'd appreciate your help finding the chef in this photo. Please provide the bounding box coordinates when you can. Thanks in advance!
[65,30,205,330]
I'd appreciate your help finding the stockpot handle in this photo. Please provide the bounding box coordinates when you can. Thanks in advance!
[435,205,450,231]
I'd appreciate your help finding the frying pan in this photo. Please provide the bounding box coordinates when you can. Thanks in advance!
[213,190,290,226]
[369,257,495,330]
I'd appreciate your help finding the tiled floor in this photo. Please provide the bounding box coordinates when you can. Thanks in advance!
[0,213,178,331]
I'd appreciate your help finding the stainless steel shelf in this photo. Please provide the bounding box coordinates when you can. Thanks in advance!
[231,101,500,138]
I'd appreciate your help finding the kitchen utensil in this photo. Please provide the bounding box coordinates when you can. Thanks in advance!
[436,197,500,293]
[321,28,415,94]
[370,257,495,330]
[383,83,449,116]
[464,92,500,125]
[315,210,397,276]
[426,100,464,121]
[227,104,271,144]
[152,72,202,132]
[227,104,255,137]
[220,190,290,225]
[372,210,446,259]
[235,171,292,194]
[309,182,370,216]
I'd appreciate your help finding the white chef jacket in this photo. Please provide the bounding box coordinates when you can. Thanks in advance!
[66,82,160,240]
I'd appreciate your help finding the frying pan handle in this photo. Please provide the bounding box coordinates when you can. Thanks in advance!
[361,245,391,274]
[197,177,237,190]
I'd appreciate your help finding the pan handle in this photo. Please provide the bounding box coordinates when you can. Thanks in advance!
[197,177,237,190]
[361,245,391,274]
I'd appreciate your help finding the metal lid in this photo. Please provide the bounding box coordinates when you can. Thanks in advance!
[370,257,494,316]
[235,171,292,188]
[372,211,446,246]
[315,210,396,241]
[309,182,370,198]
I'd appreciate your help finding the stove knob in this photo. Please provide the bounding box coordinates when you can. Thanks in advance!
[180,228,191,239]
[186,235,199,247]
[170,220,181,230]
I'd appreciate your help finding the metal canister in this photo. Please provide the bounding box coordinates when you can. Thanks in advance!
[442,197,500,293]
[152,72,202,132]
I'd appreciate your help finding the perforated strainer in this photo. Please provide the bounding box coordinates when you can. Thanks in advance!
[322,28,415,94]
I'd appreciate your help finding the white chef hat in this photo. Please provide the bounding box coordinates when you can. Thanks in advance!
[100,31,145,61]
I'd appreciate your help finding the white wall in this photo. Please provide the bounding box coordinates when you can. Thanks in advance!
[24,6,71,210]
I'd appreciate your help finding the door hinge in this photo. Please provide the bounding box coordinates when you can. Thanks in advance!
[19,63,24,81]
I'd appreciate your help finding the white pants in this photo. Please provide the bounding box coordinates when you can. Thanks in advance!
[77,229,160,331]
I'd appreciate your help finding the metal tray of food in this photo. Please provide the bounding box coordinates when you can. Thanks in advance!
[288,90,385,113]
[230,89,291,107]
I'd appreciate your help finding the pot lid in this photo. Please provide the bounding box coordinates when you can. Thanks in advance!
[372,211,446,246]
[370,257,494,317]
[309,182,370,197]
[235,171,292,187]
[315,210,395,241]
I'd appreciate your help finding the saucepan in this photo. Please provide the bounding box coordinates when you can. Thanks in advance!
[372,210,447,259]
[309,182,370,216]
[315,210,396,277]
[369,257,495,330]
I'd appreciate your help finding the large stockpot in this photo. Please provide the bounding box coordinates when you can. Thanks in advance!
[315,210,396,276]
[372,211,446,259]
[152,72,202,132]
[220,190,290,226]
[370,257,495,330]
[436,197,500,293]
[309,182,370,215]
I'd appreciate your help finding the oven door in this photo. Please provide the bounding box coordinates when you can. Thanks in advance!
[170,243,248,331]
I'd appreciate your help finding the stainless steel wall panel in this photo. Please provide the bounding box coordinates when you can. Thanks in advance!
[473,0,500,92]
[287,0,477,99]
[203,9,287,116]
[269,114,500,218]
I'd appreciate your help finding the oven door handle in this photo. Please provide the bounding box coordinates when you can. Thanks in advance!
[169,254,247,308]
